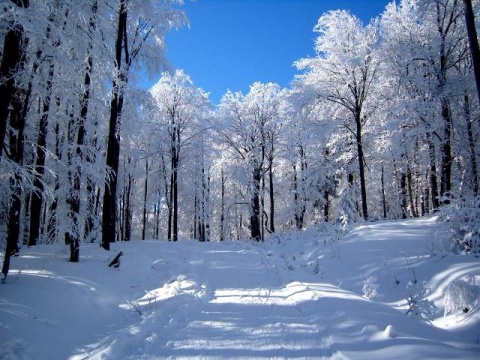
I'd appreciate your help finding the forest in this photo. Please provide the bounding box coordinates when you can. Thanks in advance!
[1,0,480,280]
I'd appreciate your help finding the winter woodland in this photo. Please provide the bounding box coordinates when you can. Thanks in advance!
[1,0,480,276]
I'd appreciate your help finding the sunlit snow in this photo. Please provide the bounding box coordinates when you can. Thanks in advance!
[1,217,479,359]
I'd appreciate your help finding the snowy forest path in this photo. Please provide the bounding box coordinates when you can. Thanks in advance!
[147,241,336,359]
[3,219,480,359]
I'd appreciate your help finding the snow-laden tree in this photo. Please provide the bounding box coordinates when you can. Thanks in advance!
[150,69,210,241]
[380,0,478,210]
[278,88,335,228]
[295,10,382,221]
[101,0,186,250]
[1,0,186,278]
[0,0,30,280]
[217,82,283,241]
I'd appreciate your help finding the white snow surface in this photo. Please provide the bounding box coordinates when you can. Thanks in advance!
[1,217,479,359]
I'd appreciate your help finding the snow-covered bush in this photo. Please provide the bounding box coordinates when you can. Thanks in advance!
[437,198,480,255]
[362,275,381,299]
[335,176,361,227]
[444,278,479,316]
[405,281,437,322]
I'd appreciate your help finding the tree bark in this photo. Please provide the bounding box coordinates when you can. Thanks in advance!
[440,100,452,204]
[427,133,440,210]
[250,168,262,241]
[0,0,29,163]
[268,160,275,233]
[400,171,408,219]
[381,165,387,219]
[142,158,149,240]
[407,165,418,217]
[220,168,226,241]
[29,61,54,246]
[463,0,480,104]
[124,172,133,241]
[464,95,478,195]
[102,0,128,250]
[1,69,27,279]
[355,113,368,220]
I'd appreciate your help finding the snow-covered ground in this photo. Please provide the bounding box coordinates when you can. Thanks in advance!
[1,217,479,359]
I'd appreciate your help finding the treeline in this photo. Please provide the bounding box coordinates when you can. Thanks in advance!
[1,0,479,277]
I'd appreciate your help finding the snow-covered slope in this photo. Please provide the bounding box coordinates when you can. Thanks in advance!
[1,217,479,359]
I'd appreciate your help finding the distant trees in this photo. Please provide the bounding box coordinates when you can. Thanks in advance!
[150,70,210,241]
[217,82,283,241]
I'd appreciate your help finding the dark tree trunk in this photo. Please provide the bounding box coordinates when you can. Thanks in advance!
[355,113,368,220]
[436,2,454,206]
[293,163,304,229]
[1,75,26,280]
[427,133,440,210]
[268,161,275,233]
[29,61,54,246]
[250,168,262,241]
[381,165,387,219]
[124,173,133,241]
[324,189,330,222]
[0,0,29,163]
[142,158,149,240]
[463,0,480,104]
[220,168,226,241]
[167,112,180,242]
[102,0,128,250]
[464,94,478,196]
[167,170,173,240]
[324,147,331,222]
[400,171,408,219]
[0,0,30,276]
[440,100,452,204]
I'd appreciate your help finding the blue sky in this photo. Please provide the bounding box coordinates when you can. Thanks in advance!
[164,0,392,104]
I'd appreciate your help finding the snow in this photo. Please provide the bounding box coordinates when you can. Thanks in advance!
[1,217,479,359]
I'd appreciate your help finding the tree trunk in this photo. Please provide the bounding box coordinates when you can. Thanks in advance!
[355,113,368,220]
[407,165,418,218]
[463,0,480,104]
[427,133,440,210]
[324,147,331,222]
[268,160,275,233]
[66,1,97,261]
[381,165,387,219]
[424,170,430,215]
[464,94,478,196]
[0,0,29,164]
[170,127,179,241]
[440,100,452,204]
[293,163,303,229]
[124,173,133,241]
[250,168,262,241]
[102,0,128,250]
[400,171,408,219]
[220,168,226,241]
[29,61,54,246]
[1,66,27,279]
[142,158,149,240]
